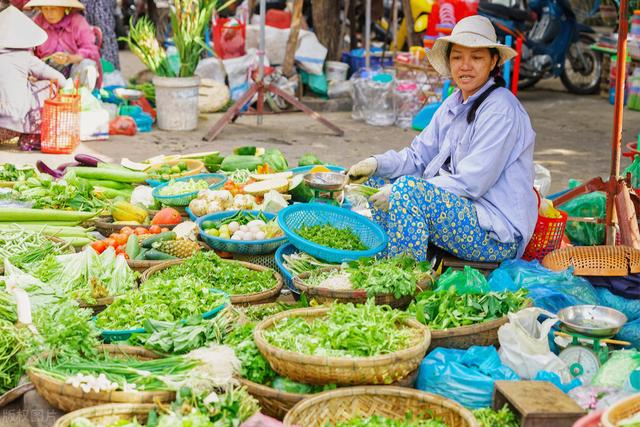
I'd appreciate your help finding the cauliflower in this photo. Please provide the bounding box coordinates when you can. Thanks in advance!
[232,194,257,210]
[206,190,233,205]
[207,200,224,213]
[189,198,208,217]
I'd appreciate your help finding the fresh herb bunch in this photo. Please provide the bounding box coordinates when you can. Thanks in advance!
[12,173,105,212]
[334,413,447,427]
[152,251,277,296]
[297,223,367,251]
[264,301,419,358]
[473,406,519,427]
[0,164,36,182]
[223,322,276,385]
[408,287,529,329]
[347,256,432,299]
[0,320,26,394]
[282,251,337,276]
[95,275,228,330]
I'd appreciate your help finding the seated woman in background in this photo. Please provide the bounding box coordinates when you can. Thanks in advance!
[25,0,100,90]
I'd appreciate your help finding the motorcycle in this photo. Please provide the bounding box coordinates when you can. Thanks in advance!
[479,0,602,94]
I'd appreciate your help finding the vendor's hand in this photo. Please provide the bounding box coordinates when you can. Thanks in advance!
[51,52,69,65]
[67,54,83,65]
[369,184,392,212]
[348,157,378,184]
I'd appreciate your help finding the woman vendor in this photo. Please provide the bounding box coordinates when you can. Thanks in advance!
[0,5,66,151]
[348,15,537,262]
[25,0,100,90]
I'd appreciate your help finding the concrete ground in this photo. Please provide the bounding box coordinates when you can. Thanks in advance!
[2,52,640,427]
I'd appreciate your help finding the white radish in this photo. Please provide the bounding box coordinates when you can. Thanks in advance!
[255,231,266,240]
[228,221,240,233]
[231,234,242,240]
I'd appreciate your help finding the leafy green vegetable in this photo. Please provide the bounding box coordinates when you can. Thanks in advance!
[10,173,106,212]
[0,163,36,182]
[282,251,337,276]
[271,376,335,394]
[408,287,530,329]
[0,290,17,324]
[298,153,323,167]
[260,148,288,172]
[347,256,432,299]
[95,275,228,331]
[0,228,70,268]
[297,223,367,251]
[158,178,210,196]
[334,413,447,426]
[473,406,519,427]
[224,322,276,385]
[263,301,419,358]
[0,320,25,394]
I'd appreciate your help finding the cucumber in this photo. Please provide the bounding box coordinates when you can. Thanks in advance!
[144,249,177,260]
[125,234,139,260]
[134,248,148,260]
[141,231,176,248]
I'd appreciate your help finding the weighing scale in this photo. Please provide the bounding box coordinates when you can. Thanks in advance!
[113,88,143,112]
[303,172,349,206]
[554,305,629,383]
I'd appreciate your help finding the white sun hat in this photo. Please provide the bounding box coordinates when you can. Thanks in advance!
[24,0,85,11]
[426,15,518,77]
[0,5,48,49]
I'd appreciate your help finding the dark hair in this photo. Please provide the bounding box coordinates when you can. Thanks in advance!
[446,45,505,124]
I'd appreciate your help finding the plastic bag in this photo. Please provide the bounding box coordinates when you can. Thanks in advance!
[109,116,137,136]
[416,346,519,409]
[623,155,640,189]
[488,259,598,313]
[498,307,571,382]
[533,370,581,394]
[568,385,633,410]
[557,179,605,246]
[436,266,489,294]
[617,318,640,350]
[595,287,640,321]
[592,350,640,388]
[534,163,552,198]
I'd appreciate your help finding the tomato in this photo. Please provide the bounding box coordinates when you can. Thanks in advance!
[109,233,119,240]
[90,240,107,254]
[151,207,182,225]
[161,227,170,233]
[134,227,148,235]
[120,226,134,236]
[103,238,117,248]
[149,225,162,234]
[113,233,128,246]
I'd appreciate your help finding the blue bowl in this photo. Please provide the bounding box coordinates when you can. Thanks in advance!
[197,210,288,255]
[274,243,300,296]
[152,173,227,207]
[288,164,345,175]
[99,289,228,343]
[186,206,198,221]
[277,204,387,263]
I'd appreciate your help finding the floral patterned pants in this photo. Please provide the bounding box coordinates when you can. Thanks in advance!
[371,175,518,262]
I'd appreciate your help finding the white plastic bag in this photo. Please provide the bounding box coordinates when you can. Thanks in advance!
[534,163,552,198]
[498,307,572,382]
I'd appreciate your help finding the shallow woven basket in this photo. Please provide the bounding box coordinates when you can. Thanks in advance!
[253,307,430,386]
[601,392,640,427]
[293,267,434,309]
[27,344,174,412]
[141,259,283,305]
[239,370,419,420]
[53,403,154,427]
[283,386,479,427]
[0,383,34,409]
[542,246,640,276]
[93,217,178,238]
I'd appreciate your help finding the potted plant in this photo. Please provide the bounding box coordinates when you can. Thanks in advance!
[122,0,228,131]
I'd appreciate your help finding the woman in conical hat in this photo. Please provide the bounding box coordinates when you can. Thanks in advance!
[0,5,66,151]
[25,0,101,90]
[347,15,537,263]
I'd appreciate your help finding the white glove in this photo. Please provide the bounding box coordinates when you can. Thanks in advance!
[369,184,392,212]
[348,157,378,184]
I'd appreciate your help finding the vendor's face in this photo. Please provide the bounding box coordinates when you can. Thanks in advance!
[448,45,499,100]
[41,6,66,24]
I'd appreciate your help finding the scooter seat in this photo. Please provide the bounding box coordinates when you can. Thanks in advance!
[478,2,532,22]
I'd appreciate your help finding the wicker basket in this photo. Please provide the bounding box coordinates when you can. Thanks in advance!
[253,307,430,386]
[601,393,640,427]
[93,217,178,238]
[293,267,433,309]
[0,383,34,409]
[239,370,420,420]
[283,386,479,427]
[53,403,154,427]
[141,259,283,305]
[542,246,640,276]
[27,344,174,412]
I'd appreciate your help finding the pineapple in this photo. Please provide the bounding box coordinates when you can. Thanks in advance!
[154,239,201,258]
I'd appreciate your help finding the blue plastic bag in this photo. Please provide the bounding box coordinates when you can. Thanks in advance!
[488,259,598,313]
[618,318,640,349]
[533,371,582,393]
[416,346,519,409]
[595,287,640,321]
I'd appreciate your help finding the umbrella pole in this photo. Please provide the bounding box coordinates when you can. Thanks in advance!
[605,0,630,244]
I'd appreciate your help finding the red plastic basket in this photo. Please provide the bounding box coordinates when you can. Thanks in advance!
[523,189,568,261]
[40,81,80,154]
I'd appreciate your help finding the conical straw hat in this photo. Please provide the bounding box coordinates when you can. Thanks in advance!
[0,5,48,49]
[24,0,85,10]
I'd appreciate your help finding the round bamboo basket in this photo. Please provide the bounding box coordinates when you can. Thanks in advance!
[253,307,430,386]
[54,403,154,427]
[283,386,479,427]
[27,344,174,412]
[293,267,434,309]
[141,259,283,305]
[93,216,178,238]
[602,393,640,427]
[0,383,34,409]
[240,370,420,420]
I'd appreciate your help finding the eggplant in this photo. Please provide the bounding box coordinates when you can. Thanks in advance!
[36,160,65,179]
[74,154,104,167]
[56,161,81,172]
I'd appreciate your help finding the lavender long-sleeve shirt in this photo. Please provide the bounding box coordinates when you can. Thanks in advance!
[374,79,537,257]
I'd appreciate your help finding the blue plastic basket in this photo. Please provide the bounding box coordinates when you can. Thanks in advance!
[277,204,387,263]
[99,289,228,343]
[274,243,300,296]
[288,164,345,175]
[152,173,227,207]
[197,210,288,255]
[185,207,199,221]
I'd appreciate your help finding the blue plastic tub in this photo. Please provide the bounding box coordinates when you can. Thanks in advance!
[152,173,227,207]
[274,243,300,296]
[277,204,387,263]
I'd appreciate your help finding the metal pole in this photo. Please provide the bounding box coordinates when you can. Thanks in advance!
[365,0,371,69]
[258,0,266,125]
[605,0,629,244]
